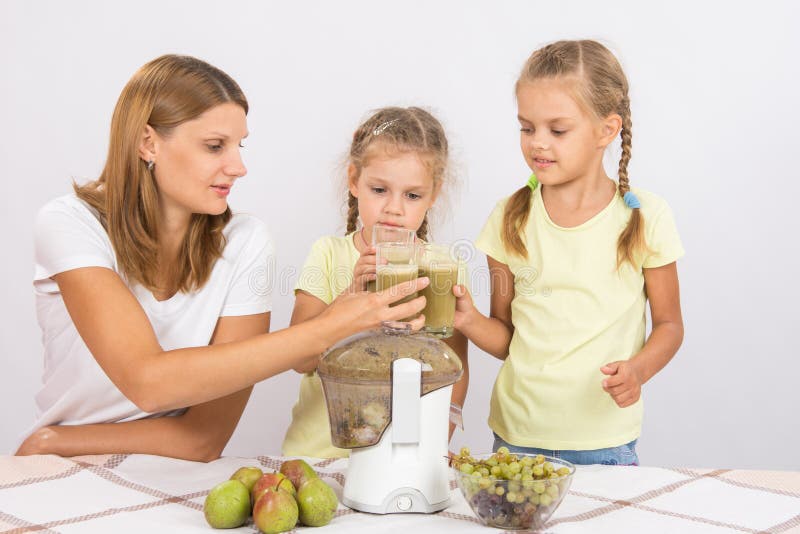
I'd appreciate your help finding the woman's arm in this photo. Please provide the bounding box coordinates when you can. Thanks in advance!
[289,290,330,374]
[52,266,428,414]
[288,245,381,374]
[16,313,270,461]
[601,262,684,407]
[454,256,515,360]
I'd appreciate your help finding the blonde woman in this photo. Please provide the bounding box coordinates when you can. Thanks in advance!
[15,55,427,461]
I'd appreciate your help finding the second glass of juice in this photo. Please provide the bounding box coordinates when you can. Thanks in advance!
[418,244,460,338]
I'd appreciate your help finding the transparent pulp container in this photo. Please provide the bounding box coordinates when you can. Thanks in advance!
[317,324,463,449]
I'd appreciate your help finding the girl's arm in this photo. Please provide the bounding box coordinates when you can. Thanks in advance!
[49,266,428,414]
[443,330,469,438]
[601,262,684,407]
[454,256,515,360]
[16,313,269,462]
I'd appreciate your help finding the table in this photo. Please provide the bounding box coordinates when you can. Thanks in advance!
[0,454,798,533]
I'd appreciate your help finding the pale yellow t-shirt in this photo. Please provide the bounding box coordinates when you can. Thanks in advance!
[475,184,684,450]
[281,233,360,458]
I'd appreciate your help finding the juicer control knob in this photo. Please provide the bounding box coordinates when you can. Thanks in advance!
[396,495,412,511]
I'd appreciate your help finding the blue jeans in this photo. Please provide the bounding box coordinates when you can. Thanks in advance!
[492,433,639,466]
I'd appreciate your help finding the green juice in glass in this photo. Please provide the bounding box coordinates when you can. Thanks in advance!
[375,263,419,306]
[371,243,415,294]
[419,261,458,338]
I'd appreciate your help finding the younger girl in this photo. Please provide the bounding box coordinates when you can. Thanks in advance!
[282,107,469,458]
[456,40,684,465]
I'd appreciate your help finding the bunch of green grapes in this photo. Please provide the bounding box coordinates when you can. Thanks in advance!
[452,447,573,529]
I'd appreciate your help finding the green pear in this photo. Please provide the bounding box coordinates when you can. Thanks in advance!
[252,472,296,504]
[279,459,317,491]
[203,479,250,529]
[253,488,298,534]
[296,478,338,527]
[229,466,263,493]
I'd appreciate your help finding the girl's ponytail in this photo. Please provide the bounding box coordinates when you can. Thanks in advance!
[501,185,534,259]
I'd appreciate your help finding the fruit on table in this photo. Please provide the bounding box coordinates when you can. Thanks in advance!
[203,479,251,529]
[296,478,338,527]
[451,446,573,529]
[279,459,317,490]
[229,466,263,493]
[253,487,299,534]
[252,472,297,504]
[204,462,338,532]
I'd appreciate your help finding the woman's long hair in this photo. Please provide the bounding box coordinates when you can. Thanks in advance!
[75,54,248,292]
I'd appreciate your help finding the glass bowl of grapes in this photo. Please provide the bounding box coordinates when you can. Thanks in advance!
[450,447,575,530]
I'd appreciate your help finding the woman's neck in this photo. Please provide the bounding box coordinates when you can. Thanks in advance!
[153,205,191,299]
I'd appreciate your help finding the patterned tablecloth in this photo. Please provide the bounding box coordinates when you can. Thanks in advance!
[0,454,798,533]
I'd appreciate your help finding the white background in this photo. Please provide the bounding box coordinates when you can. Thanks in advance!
[1,1,798,470]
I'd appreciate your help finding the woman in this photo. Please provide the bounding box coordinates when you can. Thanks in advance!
[15,55,427,461]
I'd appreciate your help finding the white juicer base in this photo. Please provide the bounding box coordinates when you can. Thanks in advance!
[342,384,453,514]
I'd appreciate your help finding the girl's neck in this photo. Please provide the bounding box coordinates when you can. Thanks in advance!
[541,172,615,210]
[540,173,617,228]
[353,226,371,253]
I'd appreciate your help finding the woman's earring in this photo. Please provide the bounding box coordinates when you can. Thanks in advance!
[147,160,155,171]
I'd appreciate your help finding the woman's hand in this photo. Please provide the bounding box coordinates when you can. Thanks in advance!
[346,246,380,293]
[319,277,429,339]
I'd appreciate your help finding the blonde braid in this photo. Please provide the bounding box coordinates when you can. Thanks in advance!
[617,99,633,196]
[416,213,429,241]
[346,192,359,234]
[616,101,648,267]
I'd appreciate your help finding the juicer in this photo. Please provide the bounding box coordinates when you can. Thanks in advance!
[317,324,462,514]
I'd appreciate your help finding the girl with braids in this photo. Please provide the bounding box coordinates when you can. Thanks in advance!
[282,107,469,458]
[456,40,684,465]
[15,56,427,461]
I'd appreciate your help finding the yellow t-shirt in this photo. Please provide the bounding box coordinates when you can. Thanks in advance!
[475,184,684,450]
[281,233,360,459]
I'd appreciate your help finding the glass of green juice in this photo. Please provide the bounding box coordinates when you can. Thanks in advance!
[418,244,460,338]
[367,224,416,293]
[375,242,419,309]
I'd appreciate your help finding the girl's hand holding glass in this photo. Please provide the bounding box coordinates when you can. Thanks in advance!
[452,283,478,331]
[347,245,379,293]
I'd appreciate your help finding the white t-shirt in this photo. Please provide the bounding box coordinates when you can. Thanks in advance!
[18,194,275,448]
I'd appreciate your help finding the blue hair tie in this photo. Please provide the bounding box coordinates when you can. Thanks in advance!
[527,173,538,191]
[623,190,641,209]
